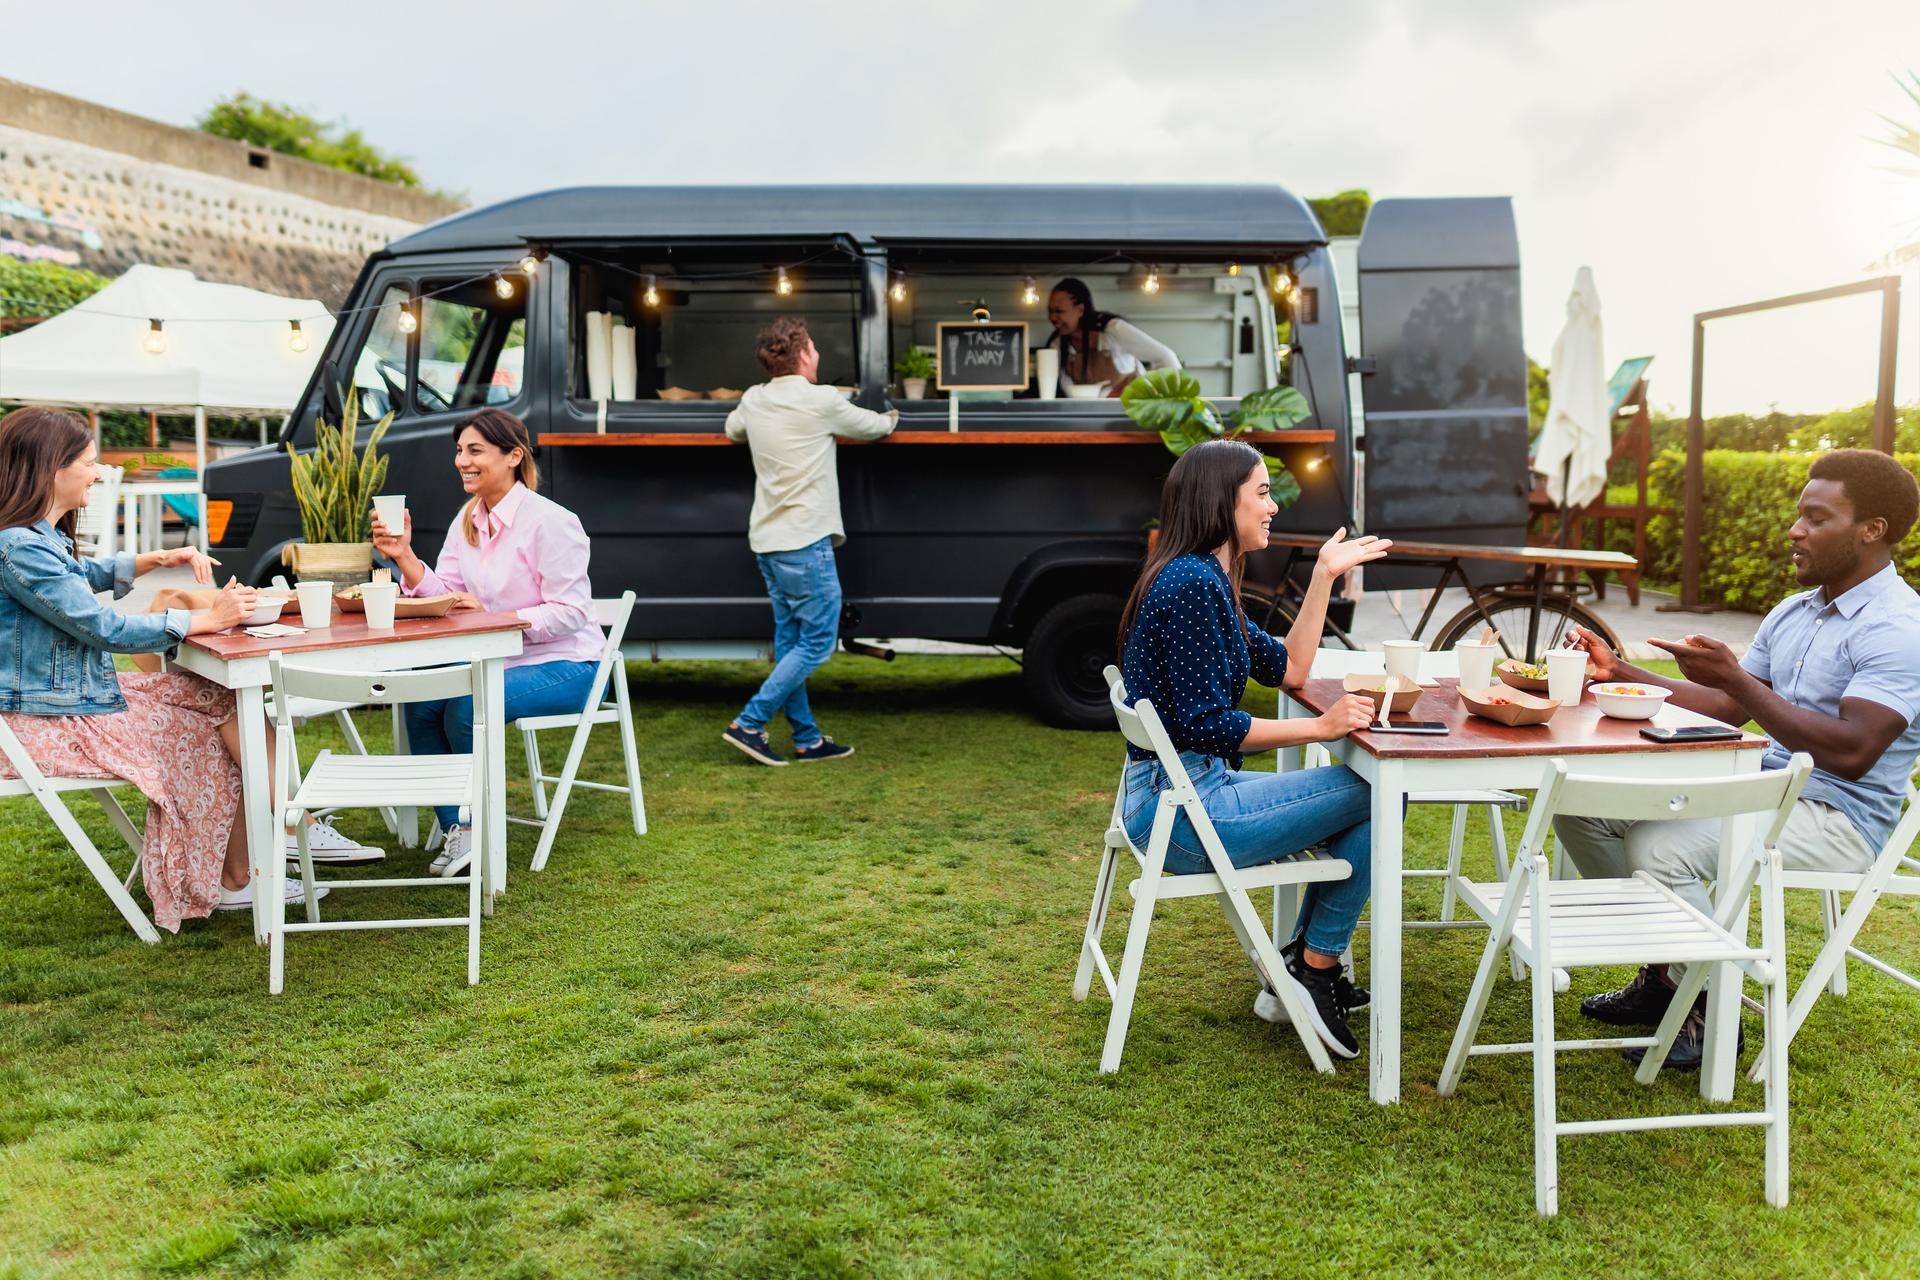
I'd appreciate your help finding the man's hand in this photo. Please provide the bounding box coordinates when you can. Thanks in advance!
[1647,633,1745,691]
[153,545,221,584]
[1314,528,1393,585]
[1564,624,1620,682]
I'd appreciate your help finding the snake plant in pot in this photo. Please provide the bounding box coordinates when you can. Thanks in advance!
[281,389,392,586]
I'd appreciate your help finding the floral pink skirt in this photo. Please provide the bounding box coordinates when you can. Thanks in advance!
[1,671,241,932]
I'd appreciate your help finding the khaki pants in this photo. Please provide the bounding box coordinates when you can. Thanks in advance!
[1554,799,1875,920]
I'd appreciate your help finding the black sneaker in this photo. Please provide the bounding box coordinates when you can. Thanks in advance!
[1283,951,1360,1060]
[1282,935,1369,1010]
[792,736,855,763]
[1580,965,1675,1028]
[1622,997,1745,1072]
[722,724,787,767]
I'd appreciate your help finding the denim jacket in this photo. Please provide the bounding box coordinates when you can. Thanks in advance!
[0,520,191,716]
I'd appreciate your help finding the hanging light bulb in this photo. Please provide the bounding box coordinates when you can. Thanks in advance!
[1142,266,1160,294]
[1021,275,1039,306]
[397,302,418,335]
[1226,262,1241,277]
[643,274,660,307]
[494,274,515,300]
[144,318,166,355]
[519,250,542,275]
[889,272,906,303]
[287,319,308,353]
[1273,269,1293,296]
[776,266,793,296]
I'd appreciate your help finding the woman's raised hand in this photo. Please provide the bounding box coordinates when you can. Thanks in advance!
[1314,692,1377,741]
[1314,528,1393,583]
[370,508,413,562]
[153,545,221,584]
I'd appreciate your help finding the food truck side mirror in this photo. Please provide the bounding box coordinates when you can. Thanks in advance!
[1239,317,1255,354]
[320,359,346,425]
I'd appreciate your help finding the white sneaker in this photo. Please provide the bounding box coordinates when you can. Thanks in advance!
[214,878,331,911]
[1253,987,1291,1025]
[286,818,385,866]
[429,825,473,878]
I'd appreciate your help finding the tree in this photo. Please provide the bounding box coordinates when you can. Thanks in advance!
[1308,190,1371,237]
[197,93,428,189]
[1875,70,1920,175]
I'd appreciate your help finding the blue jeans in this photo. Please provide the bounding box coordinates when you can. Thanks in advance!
[737,537,841,747]
[404,659,598,830]
[1122,751,1373,956]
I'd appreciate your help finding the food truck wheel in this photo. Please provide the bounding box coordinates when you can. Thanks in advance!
[1024,593,1127,730]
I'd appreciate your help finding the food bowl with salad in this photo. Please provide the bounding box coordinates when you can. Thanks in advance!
[1589,682,1672,720]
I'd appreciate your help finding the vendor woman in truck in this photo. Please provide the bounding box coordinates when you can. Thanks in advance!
[1042,277,1181,397]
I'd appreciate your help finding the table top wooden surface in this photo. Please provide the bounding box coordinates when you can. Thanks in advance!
[182,610,528,662]
[1291,677,1768,760]
[1268,533,1637,571]
[539,429,1337,448]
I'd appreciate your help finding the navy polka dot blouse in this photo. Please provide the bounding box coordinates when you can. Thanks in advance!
[1121,553,1287,769]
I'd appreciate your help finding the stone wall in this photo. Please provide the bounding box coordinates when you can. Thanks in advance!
[0,79,465,307]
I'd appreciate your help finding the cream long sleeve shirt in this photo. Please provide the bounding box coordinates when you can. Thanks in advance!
[724,375,899,553]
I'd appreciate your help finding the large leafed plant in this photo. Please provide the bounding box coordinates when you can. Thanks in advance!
[1120,369,1311,505]
[285,390,391,543]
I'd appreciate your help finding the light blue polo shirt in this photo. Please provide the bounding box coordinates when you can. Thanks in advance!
[1740,562,1920,848]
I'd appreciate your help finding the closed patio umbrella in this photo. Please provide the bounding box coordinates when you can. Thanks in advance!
[1533,266,1610,531]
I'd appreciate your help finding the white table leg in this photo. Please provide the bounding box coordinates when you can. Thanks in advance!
[1370,757,1406,1104]
[122,492,139,558]
[233,684,275,945]
[1702,803,1760,1102]
[484,657,508,899]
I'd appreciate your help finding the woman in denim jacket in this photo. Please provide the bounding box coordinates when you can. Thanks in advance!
[1118,439,1390,1060]
[0,407,308,929]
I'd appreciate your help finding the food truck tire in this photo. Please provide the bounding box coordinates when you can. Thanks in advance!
[1024,593,1127,730]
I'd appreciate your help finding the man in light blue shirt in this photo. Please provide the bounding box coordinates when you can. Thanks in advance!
[1557,449,1920,1067]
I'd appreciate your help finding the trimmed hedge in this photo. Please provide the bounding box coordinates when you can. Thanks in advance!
[1644,449,1920,610]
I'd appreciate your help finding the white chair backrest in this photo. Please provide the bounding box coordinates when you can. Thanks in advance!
[0,714,50,794]
[1103,665,1199,794]
[268,654,481,730]
[586,592,637,699]
[73,465,123,553]
[1517,754,1814,863]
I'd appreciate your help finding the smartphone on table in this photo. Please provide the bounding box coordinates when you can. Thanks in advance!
[1639,725,1744,743]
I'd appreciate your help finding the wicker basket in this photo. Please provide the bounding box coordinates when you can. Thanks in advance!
[283,541,374,588]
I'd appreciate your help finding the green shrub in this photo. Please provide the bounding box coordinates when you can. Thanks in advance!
[1645,449,1920,610]
[0,259,109,320]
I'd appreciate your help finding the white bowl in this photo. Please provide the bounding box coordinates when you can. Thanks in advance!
[1590,681,1671,720]
[241,598,285,627]
[1064,382,1108,400]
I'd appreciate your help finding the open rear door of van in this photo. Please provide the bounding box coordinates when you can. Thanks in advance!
[1355,197,1532,587]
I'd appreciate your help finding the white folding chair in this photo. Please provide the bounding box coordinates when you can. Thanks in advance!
[1749,780,1920,1082]
[1438,753,1812,1216]
[72,464,123,560]
[268,653,491,995]
[510,591,645,871]
[0,716,156,943]
[1072,666,1353,1075]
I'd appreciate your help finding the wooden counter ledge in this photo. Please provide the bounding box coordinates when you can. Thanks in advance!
[540,429,1337,448]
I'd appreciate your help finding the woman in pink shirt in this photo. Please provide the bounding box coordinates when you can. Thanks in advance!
[370,409,599,876]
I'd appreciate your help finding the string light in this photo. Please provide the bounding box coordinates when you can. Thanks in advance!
[494,274,515,300]
[519,250,543,276]
[1021,276,1039,306]
[1142,266,1160,294]
[1273,269,1293,296]
[287,319,308,353]
[397,302,418,335]
[889,272,906,303]
[143,318,166,355]
[643,274,660,307]
[1226,262,1241,277]
[776,266,793,296]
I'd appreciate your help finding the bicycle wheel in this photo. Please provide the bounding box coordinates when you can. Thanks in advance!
[1240,584,1362,650]
[1431,589,1620,661]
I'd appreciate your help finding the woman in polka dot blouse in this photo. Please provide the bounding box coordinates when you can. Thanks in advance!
[1118,438,1390,1059]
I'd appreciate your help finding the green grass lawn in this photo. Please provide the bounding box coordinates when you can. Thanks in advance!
[4,656,1919,1277]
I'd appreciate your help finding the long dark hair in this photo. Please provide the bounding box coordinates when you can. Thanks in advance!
[1044,277,1120,383]
[1117,438,1265,659]
[0,406,93,542]
[454,408,540,546]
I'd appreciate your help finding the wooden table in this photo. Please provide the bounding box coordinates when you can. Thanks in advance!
[1279,677,1769,1106]
[174,611,528,942]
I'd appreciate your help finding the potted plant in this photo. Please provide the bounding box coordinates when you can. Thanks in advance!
[1121,369,1312,552]
[281,390,392,587]
[894,345,936,399]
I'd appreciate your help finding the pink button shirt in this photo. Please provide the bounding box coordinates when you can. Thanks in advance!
[407,482,601,669]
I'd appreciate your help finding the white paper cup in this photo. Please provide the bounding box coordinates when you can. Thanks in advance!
[1453,640,1498,690]
[360,581,399,630]
[372,494,406,533]
[295,581,334,629]
[1381,640,1425,683]
[1034,347,1059,400]
[1545,648,1588,705]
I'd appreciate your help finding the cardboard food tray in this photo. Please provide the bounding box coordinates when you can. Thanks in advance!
[1459,684,1560,726]
[1495,659,1597,694]
[334,591,461,618]
[1343,672,1421,715]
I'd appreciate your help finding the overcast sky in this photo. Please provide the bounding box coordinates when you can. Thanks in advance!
[10,0,1920,414]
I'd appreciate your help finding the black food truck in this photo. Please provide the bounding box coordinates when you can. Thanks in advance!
[204,185,1535,728]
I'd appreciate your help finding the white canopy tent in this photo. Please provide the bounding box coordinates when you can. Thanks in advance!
[0,264,334,550]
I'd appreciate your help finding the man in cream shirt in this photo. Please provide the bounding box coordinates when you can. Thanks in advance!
[721,317,897,766]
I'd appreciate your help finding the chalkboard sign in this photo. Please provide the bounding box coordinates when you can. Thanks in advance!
[935,321,1030,392]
